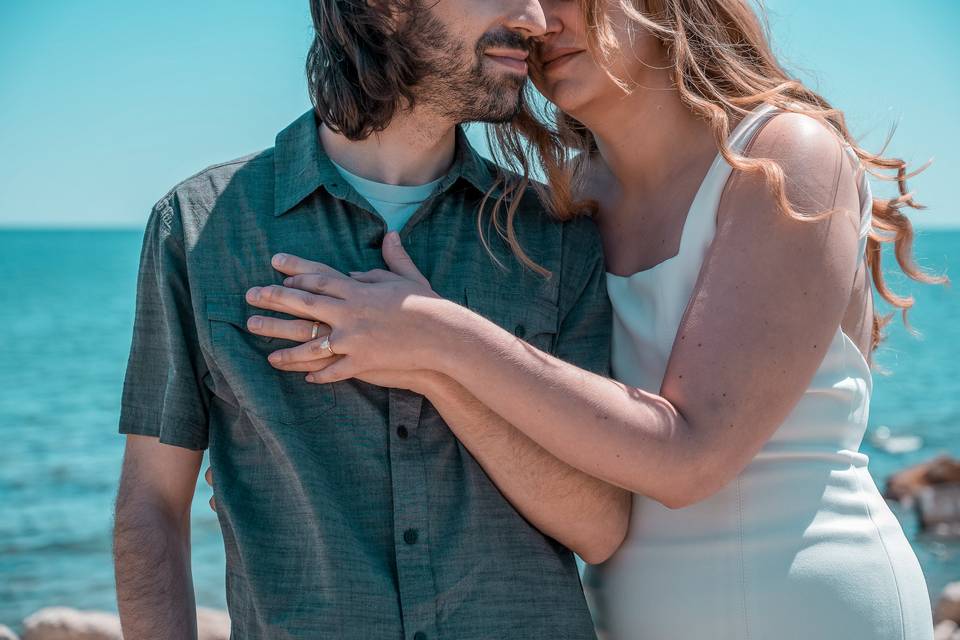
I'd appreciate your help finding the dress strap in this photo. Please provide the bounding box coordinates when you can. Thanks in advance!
[727,102,782,155]
[674,103,782,258]
[675,103,873,263]
[742,105,873,258]
[851,153,874,259]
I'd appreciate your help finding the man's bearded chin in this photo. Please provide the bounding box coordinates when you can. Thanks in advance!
[460,69,528,124]
[410,19,533,124]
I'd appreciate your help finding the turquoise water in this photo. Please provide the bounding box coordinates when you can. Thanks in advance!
[0,228,957,627]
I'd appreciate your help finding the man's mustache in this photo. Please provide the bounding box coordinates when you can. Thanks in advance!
[476,29,533,56]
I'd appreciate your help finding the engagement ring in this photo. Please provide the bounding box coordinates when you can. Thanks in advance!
[320,336,335,356]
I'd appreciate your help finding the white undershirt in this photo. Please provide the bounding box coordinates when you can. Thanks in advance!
[329,158,445,232]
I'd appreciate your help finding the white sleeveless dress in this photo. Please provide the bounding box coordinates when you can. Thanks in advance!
[583,103,934,639]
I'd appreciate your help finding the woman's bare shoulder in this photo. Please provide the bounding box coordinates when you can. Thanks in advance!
[739,110,859,217]
[711,110,863,250]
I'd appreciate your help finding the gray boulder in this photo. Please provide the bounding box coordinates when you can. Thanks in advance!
[918,485,960,537]
[19,606,229,640]
[937,582,960,625]
[934,619,959,640]
[0,624,20,640]
[197,607,230,640]
[21,608,121,640]
[885,455,960,503]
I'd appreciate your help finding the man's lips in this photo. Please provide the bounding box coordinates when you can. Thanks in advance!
[484,49,530,73]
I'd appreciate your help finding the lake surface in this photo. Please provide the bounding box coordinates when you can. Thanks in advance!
[1,228,957,627]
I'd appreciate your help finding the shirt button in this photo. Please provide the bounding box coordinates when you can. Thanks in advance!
[413,633,427,640]
[403,528,419,545]
[396,425,408,439]
[514,324,526,338]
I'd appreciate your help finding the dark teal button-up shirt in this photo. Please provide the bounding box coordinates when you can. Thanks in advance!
[118,108,612,639]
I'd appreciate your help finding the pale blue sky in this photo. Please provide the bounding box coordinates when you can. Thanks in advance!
[0,0,957,228]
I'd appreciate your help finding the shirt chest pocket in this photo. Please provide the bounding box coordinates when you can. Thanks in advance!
[205,293,337,425]
[463,285,558,355]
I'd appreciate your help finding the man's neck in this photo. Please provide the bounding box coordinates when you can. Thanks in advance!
[319,109,458,186]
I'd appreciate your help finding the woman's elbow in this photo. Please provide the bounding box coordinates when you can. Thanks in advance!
[658,468,733,510]
[659,491,697,511]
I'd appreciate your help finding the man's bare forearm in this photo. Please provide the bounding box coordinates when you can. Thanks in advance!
[114,494,197,639]
[422,374,630,564]
[112,435,204,638]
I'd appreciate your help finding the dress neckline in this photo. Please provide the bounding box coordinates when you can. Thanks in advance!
[605,146,724,280]
[605,103,778,281]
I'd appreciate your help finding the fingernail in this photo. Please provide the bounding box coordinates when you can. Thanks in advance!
[272,253,286,266]
[268,352,280,363]
[306,374,315,382]
[386,231,400,246]
[248,316,262,330]
[247,287,260,301]
[283,277,292,286]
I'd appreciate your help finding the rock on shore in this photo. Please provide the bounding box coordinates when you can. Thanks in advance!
[937,582,960,640]
[9,607,229,640]
[21,608,120,640]
[886,454,960,502]
[5,582,959,639]
[935,619,958,640]
[919,484,960,537]
[885,454,960,536]
[938,582,960,624]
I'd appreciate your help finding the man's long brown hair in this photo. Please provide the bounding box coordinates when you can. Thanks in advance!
[485,0,947,352]
[306,0,431,141]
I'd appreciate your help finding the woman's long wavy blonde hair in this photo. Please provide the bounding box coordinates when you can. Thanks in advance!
[482,0,947,352]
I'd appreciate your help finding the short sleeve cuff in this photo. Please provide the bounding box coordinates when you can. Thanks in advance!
[118,402,209,450]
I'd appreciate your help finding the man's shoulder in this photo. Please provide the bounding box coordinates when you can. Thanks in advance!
[152,147,276,227]
[163,147,275,206]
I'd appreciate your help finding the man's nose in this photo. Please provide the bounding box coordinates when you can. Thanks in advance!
[503,0,548,39]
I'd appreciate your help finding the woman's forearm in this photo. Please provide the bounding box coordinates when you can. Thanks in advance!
[429,301,702,507]
[421,372,631,564]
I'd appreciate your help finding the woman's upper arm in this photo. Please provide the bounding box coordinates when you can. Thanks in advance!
[661,112,865,502]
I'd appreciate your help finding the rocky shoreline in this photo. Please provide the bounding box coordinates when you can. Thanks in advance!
[2,587,959,640]
[3,455,958,639]
[938,582,960,639]
[885,454,960,539]
[0,607,229,640]
[886,455,960,638]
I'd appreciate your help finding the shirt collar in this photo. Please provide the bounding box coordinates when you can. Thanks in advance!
[273,109,504,217]
[444,124,503,198]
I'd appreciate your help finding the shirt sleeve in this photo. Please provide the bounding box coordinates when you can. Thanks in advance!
[553,215,612,378]
[118,192,211,450]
